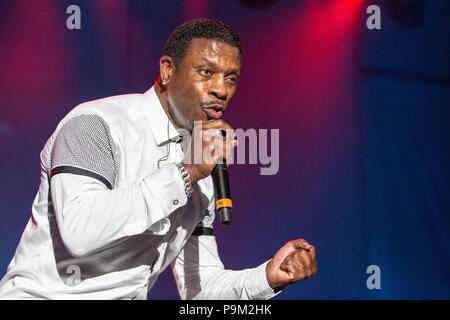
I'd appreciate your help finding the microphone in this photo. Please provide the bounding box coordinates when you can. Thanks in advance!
[212,128,232,225]
[212,161,232,225]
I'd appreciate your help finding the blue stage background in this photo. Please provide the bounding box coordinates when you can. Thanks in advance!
[0,0,448,299]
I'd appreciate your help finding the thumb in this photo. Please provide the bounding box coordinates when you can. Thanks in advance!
[291,239,312,251]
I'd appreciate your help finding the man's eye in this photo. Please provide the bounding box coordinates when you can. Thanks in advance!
[226,77,237,85]
[199,69,212,77]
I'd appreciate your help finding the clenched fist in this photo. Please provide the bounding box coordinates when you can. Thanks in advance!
[266,239,317,290]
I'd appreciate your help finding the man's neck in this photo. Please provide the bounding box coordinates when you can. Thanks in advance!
[154,81,179,130]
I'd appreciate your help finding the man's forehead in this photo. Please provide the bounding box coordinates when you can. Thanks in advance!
[186,38,240,60]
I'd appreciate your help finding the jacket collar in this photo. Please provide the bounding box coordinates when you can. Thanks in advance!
[142,86,182,146]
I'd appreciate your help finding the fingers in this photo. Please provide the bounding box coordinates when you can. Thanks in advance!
[201,120,237,165]
[280,254,308,282]
[211,136,237,163]
[202,119,232,130]
[268,239,318,288]
[184,119,238,181]
[290,238,313,252]
[296,251,313,277]
[202,120,237,142]
[280,241,317,282]
[295,240,316,272]
[308,244,316,261]
[280,257,303,282]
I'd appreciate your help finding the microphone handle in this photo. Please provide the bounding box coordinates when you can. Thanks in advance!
[212,162,232,225]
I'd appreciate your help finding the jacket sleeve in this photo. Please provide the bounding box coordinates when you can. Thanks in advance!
[171,206,280,300]
[49,114,187,257]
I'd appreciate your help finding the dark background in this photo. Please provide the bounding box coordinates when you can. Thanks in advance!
[0,0,449,299]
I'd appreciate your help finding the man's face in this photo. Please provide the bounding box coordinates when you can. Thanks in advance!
[166,38,241,131]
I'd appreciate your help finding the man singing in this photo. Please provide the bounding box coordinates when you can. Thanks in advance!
[0,19,317,299]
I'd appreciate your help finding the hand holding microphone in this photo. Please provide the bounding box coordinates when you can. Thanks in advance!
[181,120,237,224]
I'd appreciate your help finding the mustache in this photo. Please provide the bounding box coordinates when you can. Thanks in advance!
[201,101,225,109]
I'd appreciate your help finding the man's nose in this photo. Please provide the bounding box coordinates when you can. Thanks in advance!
[208,77,228,101]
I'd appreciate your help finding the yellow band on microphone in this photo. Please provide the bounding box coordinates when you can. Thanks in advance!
[216,198,233,209]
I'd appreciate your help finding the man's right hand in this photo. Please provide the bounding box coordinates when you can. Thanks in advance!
[182,119,238,183]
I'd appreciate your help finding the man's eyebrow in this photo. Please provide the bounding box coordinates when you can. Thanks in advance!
[198,57,240,76]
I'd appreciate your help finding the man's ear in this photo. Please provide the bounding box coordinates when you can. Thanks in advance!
[159,55,175,85]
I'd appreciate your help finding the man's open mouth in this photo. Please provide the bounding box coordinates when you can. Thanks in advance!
[204,105,224,119]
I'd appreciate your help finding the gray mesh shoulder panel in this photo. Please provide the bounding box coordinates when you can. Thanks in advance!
[51,114,118,188]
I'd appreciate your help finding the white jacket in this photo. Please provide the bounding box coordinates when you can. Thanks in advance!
[0,87,276,300]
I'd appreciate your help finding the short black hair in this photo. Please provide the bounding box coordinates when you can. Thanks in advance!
[163,18,242,66]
